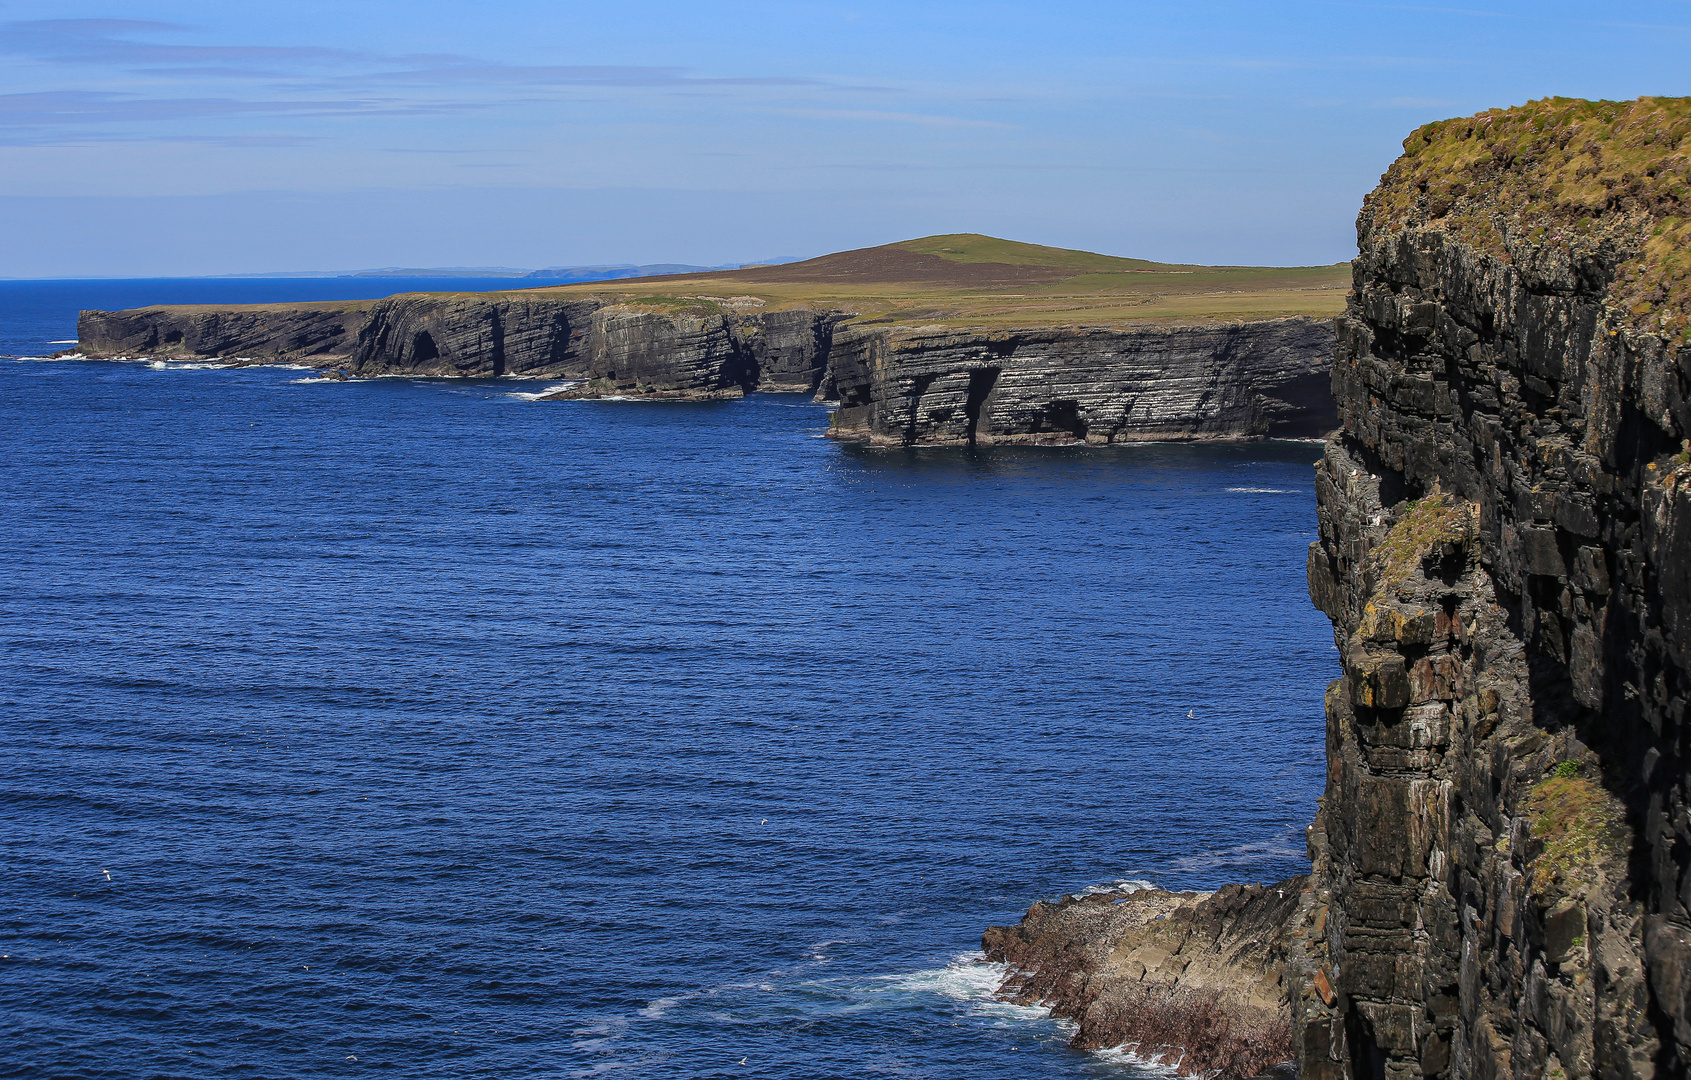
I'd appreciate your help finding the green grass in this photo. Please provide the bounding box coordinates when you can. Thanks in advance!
[1368,489,1474,588]
[623,295,726,316]
[896,233,1197,273]
[108,236,1352,332]
[1527,772,1626,899]
[514,237,1349,331]
[1368,96,1691,340]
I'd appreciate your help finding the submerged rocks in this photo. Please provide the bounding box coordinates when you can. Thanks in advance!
[984,881,1305,1079]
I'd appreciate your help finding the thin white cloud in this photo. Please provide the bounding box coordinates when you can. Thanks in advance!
[364,63,818,89]
[767,107,1015,129]
[1317,2,1515,17]
[0,89,485,144]
[1100,52,1448,73]
[2,18,822,90]
[3,19,366,72]
[0,17,844,145]
[1318,1,1691,31]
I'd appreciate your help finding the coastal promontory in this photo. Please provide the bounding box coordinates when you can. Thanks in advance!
[76,235,1347,443]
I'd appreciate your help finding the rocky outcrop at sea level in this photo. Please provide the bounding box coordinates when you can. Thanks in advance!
[984,881,1305,1078]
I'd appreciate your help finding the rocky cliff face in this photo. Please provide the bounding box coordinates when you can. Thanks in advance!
[77,294,842,399]
[823,318,1336,445]
[77,303,366,364]
[78,294,1335,436]
[1296,97,1691,1080]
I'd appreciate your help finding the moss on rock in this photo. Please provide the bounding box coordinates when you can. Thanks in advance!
[1526,772,1627,900]
[1368,488,1475,589]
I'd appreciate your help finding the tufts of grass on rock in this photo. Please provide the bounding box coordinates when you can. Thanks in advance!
[1368,488,1474,589]
[622,295,727,317]
[1526,771,1627,899]
[1365,95,1691,340]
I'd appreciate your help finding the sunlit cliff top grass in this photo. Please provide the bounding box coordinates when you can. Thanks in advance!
[1366,95,1691,340]
[509,234,1348,331]
[122,235,1348,332]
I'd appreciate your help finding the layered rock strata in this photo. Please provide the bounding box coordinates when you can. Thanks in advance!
[76,294,842,399]
[984,882,1305,1078]
[1295,97,1691,1080]
[78,294,1335,436]
[823,318,1336,445]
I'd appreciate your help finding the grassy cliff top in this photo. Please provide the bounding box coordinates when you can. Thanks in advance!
[1366,96,1691,339]
[508,234,1346,330]
[112,235,1347,331]
[895,234,1194,273]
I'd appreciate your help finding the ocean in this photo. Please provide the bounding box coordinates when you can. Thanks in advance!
[0,279,1336,1078]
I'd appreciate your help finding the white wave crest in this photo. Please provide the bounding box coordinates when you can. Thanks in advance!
[880,952,1010,1003]
[504,382,579,401]
[1226,486,1292,494]
[1092,1042,1191,1075]
[1069,877,1159,900]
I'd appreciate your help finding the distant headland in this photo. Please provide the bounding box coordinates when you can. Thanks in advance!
[193,257,807,282]
[75,234,1347,446]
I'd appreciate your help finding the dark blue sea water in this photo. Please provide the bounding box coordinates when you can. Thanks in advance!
[0,280,1336,1079]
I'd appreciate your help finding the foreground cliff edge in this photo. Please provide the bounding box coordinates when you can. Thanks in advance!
[74,235,1345,444]
[986,96,1691,1079]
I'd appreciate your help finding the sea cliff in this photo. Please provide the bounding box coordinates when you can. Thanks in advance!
[985,96,1691,1079]
[1295,95,1691,1080]
[824,318,1334,445]
[76,235,1342,440]
[77,294,840,398]
[78,299,1336,439]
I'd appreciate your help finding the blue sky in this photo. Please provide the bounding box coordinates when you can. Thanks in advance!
[3,1,1689,276]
